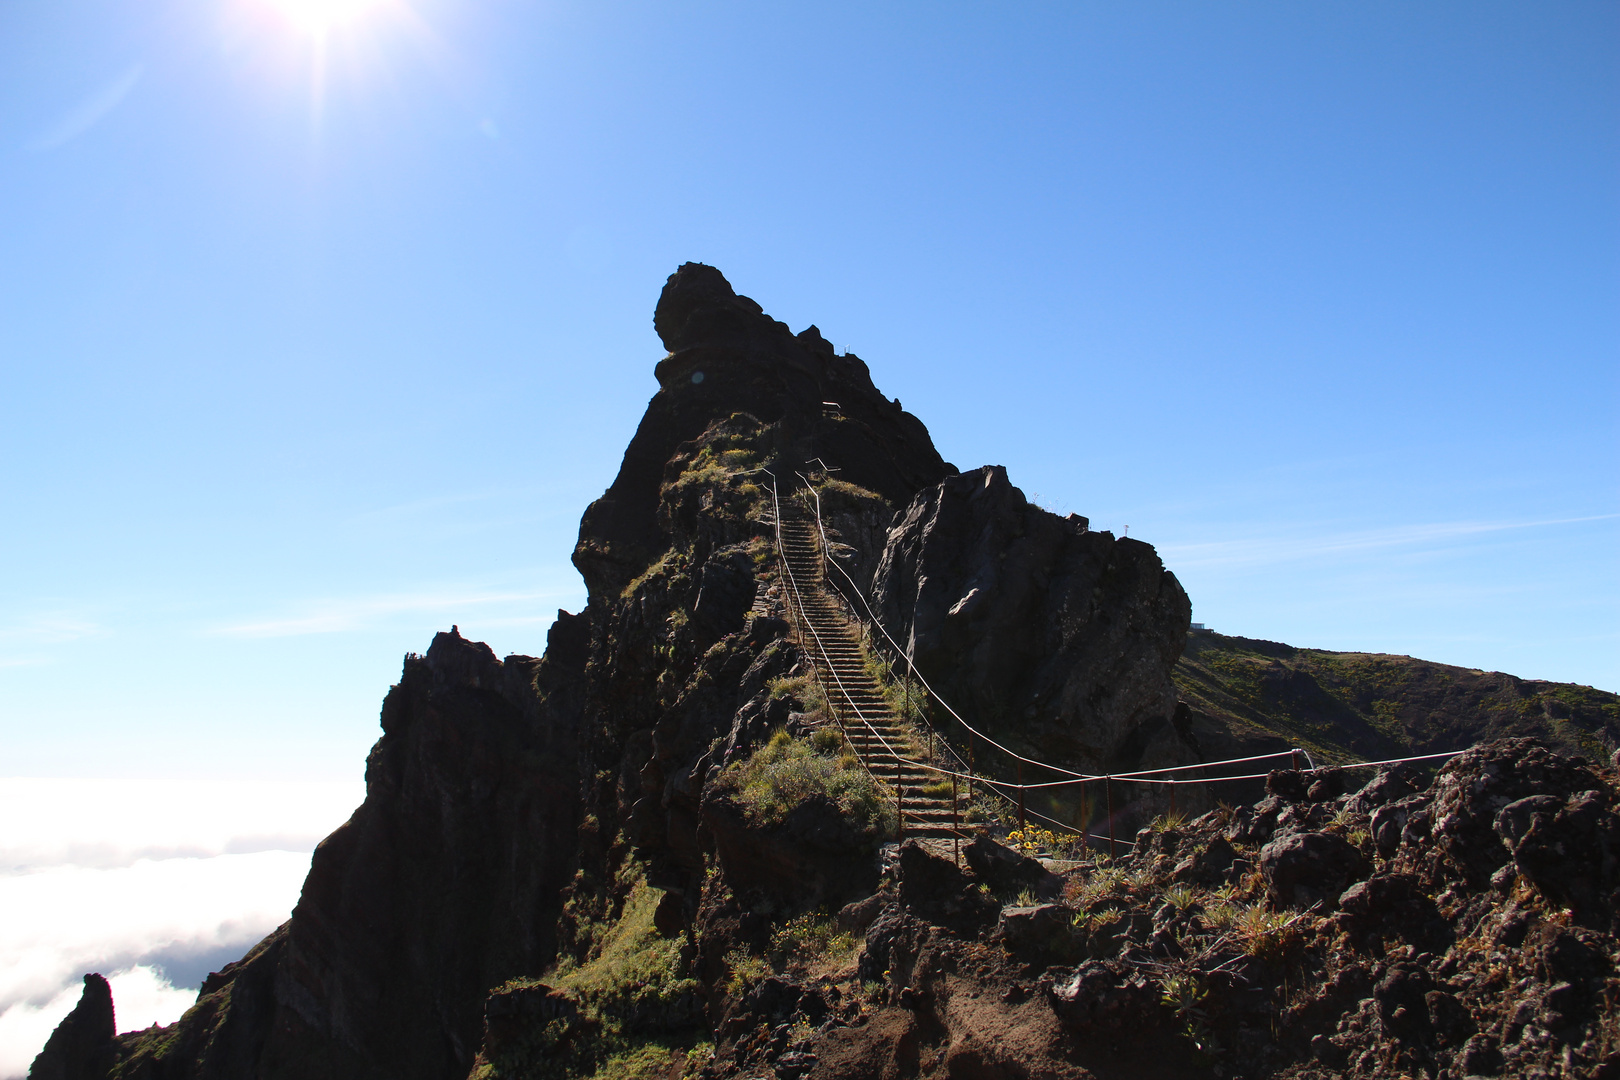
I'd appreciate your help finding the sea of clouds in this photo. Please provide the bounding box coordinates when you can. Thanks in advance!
[0,778,364,1079]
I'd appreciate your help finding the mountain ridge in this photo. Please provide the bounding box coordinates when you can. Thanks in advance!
[29,266,1620,1080]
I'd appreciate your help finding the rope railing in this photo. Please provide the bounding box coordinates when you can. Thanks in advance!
[765,471,951,841]
[786,467,1473,855]
[795,475,972,779]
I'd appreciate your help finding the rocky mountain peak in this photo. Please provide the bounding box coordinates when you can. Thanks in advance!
[575,265,954,602]
[651,262,765,354]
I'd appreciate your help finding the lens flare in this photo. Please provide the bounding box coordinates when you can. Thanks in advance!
[264,0,388,35]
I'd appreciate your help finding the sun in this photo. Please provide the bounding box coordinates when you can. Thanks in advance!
[264,0,389,35]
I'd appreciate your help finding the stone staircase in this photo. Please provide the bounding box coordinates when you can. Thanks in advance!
[772,501,963,840]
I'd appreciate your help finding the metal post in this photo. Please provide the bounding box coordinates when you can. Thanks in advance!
[897,773,904,845]
[1106,776,1116,861]
[1290,748,1301,772]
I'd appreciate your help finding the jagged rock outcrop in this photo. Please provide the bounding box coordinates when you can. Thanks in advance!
[28,975,115,1080]
[573,262,952,600]
[57,265,957,1080]
[870,465,1196,802]
[74,624,590,1080]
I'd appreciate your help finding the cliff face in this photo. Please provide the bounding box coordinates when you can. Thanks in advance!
[70,623,590,1080]
[870,465,1196,782]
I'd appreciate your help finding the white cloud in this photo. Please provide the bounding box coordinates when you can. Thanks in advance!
[0,614,102,649]
[0,778,361,1077]
[0,779,363,871]
[0,853,309,1076]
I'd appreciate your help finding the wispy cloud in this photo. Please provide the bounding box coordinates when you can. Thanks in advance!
[31,65,143,152]
[0,615,100,647]
[0,611,105,669]
[1158,513,1619,571]
[211,587,574,638]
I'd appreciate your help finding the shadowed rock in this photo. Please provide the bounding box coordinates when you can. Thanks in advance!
[28,974,114,1080]
[870,466,1195,816]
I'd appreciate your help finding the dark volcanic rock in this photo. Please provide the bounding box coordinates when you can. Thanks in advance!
[998,903,1071,955]
[870,466,1195,804]
[702,789,882,914]
[1496,788,1620,923]
[94,626,590,1080]
[575,262,952,599]
[481,982,594,1060]
[28,974,115,1080]
[897,841,1000,934]
[1397,737,1605,889]
[964,835,1062,899]
[1347,763,1420,814]
[1259,830,1370,910]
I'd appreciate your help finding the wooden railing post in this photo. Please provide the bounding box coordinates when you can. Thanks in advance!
[952,772,960,867]
[1017,761,1026,837]
[1106,776,1115,861]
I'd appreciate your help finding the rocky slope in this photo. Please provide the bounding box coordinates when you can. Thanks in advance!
[32,265,1620,1080]
[714,738,1620,1080]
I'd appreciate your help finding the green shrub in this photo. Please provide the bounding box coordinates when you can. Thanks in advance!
[1163,884,1199,911]
[475,864,703,1080]
[722,948,771,996]
[591,1043,712,1080]
[810,726,845,753]
[812,477,887,512]
[765,675,831,720]
[716,729,895,839]
[768,913,859,970]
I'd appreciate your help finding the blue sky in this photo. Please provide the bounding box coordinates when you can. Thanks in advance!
[2,0,1616,783]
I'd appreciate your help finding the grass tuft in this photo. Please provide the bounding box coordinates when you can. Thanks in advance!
[715,729,895,839]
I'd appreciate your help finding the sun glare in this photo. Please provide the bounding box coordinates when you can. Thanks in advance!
[265,0,389,35]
